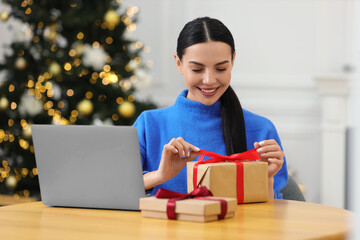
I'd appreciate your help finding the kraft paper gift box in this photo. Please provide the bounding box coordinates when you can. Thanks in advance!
[187,149,269,204]
[139,195,237,222]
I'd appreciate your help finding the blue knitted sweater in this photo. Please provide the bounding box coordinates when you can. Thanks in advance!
[133,90,288,199]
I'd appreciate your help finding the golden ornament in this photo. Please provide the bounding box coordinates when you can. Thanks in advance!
[14,57,27,70]
[49,62,61,75]
[77,99,94,115]
[5,175,17,190]
[0,10,10,22]
[0,96,9,110]
[104,10,120,26]
[118,101,135,118]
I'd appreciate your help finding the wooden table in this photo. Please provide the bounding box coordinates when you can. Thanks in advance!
[0,200,353,240]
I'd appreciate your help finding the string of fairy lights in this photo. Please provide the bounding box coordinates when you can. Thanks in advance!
[0,0,154,198]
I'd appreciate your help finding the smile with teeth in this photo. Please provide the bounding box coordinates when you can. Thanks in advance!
[199,88,218,93]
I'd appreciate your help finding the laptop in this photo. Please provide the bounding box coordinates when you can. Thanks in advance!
[31,124,145,210]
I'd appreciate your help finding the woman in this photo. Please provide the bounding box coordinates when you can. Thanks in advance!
[134,17,288,199]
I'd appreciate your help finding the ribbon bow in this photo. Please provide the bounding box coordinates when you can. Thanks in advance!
[193,148,260,203]
[197,148,260,163]
[155,186,228,220]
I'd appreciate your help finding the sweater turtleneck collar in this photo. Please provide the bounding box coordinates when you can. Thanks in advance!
[174,89,221,115]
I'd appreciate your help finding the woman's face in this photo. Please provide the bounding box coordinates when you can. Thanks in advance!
[174,41,235,106]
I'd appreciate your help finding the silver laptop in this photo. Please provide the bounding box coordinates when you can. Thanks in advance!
[31,124,145,210]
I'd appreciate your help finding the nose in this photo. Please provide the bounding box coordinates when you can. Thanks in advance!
[203,70,216,85]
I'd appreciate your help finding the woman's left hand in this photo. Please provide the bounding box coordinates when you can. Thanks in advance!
[254,140,284,178]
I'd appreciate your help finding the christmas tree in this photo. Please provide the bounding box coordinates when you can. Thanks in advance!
[0,0,156,199]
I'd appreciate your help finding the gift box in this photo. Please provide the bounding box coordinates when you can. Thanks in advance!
[139,187,237,222]
[187,149,269,204]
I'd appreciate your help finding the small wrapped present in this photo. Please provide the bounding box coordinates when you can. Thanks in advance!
[139,187,237,222]
[187,149,268,204]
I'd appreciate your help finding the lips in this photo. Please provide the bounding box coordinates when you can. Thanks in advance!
[197,87,219,96]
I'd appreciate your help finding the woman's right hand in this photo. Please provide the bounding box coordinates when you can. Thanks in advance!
[144,137,200,190]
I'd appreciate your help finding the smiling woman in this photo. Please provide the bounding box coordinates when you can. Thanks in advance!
[174,41,234,106]
[133,17,288,200]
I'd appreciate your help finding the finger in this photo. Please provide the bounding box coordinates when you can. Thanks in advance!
[259,151,284,160]
[169,138,185,156]
[184,151,200,162]
[268,158,284,176]
[177,137,190,157]
[258,139,277,147]
[164,144,178,154]
[257,144,282,154]
[254,142,260,149]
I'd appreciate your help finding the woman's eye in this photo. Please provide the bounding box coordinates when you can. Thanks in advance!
[192,69,203,72]
[217,68,226,72]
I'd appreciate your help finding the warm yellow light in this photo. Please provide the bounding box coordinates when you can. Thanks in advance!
[25,7,32,15]
[89,78,97,84]
[48,109,55,116]
[8,119,14,127]
[70,116,77,123]
[128,95,135,102]
[0,129,5,139]
[127,23,136,32]
[33,36,40,43]
[45,81,52,89]
[92,72,99,79]
[67,89,74,97]
[103,65,111,72]
[85,91,93,99]
[37,21,44,28]
[71,110,79,117]
[69,49,76,57]
[50,44,57,52]
[74,58,81,67]
[19,139,29,150]
[23,190,30,197]
[108,73,118,83]
[92,41,100,48]
[99,72,106,79]
[102,78,109,85]
[135,41,143,49]
[125,64,131,72]
[106,37,113,44]
[112,113,119,121]
[2,160,8,167]
[77,32,84,40]
[21,168,29,177]
[27,80,34,88]
[134,57,141,64]
[38,75,45,82]
[10,102,17,110]
[47,89,54,98]
[8,84,15,92]
[35,93,42,100]
[64,62,72,71]
[116,97,124,104]
[58,101,65,108]
[130,75,137,82]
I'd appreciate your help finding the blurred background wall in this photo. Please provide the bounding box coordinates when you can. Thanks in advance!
[1,0,359,209]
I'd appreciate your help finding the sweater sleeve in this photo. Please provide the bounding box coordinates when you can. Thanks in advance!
[267,122,288,199]
[133,112,148,173]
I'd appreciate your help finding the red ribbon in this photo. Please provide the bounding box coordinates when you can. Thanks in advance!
[193,148,260,203]
[155,186,228,220]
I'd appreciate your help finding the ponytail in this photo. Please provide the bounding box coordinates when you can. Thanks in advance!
[220,86,247,154]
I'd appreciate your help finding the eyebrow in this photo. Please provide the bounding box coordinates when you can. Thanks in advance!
[188,60,230,66]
